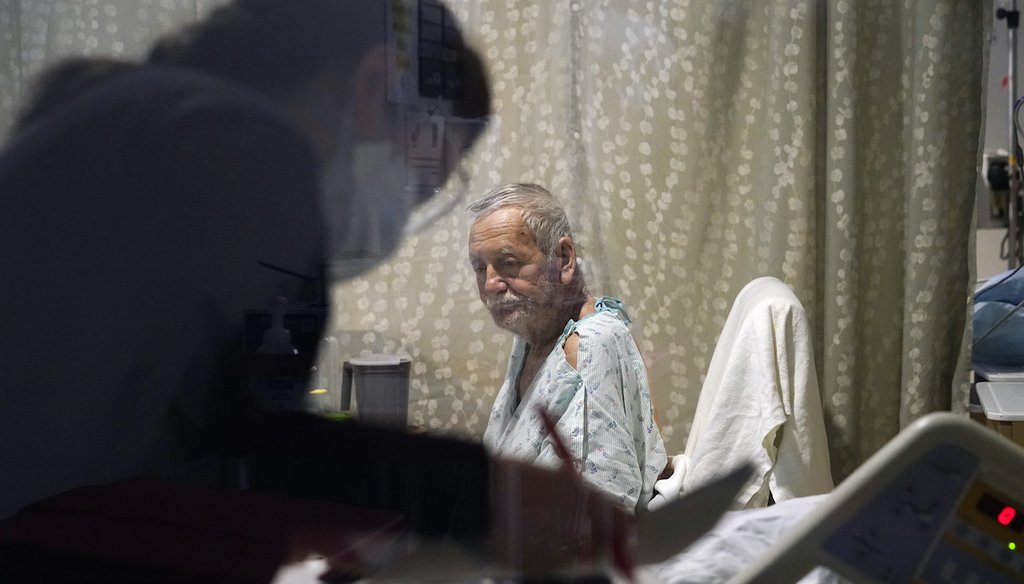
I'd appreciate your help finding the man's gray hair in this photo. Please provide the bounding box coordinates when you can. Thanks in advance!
[467,183,573,258]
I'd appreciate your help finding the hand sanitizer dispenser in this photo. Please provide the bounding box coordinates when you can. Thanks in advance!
[247,298,313,412]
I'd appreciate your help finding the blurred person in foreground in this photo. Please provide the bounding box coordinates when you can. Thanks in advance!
[468,183,667,513]
[10,56,139,135]
[0,0,630,577]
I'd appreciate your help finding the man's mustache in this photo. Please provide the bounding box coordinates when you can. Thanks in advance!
[485,292,530,310]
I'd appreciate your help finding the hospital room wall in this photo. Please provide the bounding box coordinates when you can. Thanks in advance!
[0,1,988,482]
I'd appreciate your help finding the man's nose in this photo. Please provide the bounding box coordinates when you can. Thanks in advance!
[483,265,507,294]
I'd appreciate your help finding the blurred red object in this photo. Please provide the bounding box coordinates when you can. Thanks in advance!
[0,478,405,583]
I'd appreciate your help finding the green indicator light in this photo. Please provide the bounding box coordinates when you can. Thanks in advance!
[1011,542,1017,551]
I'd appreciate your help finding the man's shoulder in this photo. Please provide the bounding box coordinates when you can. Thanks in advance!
[572,308,633,341]
[577,297,631,329]
[71,65,275,112]
[105,67,300,141]
[0,64,316,234]
[9,65,290,147]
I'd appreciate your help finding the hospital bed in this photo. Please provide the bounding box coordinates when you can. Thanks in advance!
[649,412,1024,583]
[272,412,1024,583]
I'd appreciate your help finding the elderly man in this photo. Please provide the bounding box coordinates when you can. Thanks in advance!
[468,183,667,512]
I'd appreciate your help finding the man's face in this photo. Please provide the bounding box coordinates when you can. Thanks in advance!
[468,207,560,338]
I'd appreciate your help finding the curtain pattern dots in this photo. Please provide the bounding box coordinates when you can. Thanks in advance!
[371,0,985,481]
[0,0,987,481]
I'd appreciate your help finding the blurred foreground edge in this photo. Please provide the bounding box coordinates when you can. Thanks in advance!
[0,475,406,584]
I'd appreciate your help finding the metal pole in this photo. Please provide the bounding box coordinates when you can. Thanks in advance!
[1001,2,1021,268]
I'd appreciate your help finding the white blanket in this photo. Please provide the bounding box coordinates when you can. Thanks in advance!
[644,494,846,584]
[678,277,834,508]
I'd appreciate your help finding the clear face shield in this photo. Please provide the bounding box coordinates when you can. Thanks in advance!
[320,107,489,282]
[256,0,491,312]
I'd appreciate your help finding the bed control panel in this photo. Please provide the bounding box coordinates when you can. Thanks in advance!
[731,413,1024,584]
[821,444,978,583]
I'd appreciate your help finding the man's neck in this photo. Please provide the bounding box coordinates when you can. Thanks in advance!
[522,294,596,354]
[514,294,595,402]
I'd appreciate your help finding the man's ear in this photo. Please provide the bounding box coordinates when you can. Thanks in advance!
[556,236,577,285]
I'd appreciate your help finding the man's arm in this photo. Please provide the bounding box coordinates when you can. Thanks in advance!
[570,321,667,512]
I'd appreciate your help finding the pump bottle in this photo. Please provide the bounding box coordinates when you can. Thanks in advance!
[247,298,312,412]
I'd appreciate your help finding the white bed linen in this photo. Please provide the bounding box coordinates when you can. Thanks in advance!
[643,494,848,584]
[274,496,847,583]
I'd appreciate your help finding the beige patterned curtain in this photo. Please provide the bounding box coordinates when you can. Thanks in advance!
[333,0,987,481]
[0,0,988,482]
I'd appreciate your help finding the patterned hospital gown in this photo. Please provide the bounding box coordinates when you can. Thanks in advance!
[483,297,667,512]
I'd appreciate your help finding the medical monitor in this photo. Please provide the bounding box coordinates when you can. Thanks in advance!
[731,412,1024,583]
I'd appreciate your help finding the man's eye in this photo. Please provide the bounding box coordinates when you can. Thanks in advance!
[472,264,486,273]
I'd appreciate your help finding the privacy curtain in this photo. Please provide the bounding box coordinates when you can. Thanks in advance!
[350,0,986,482]
[0,0,988,481]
